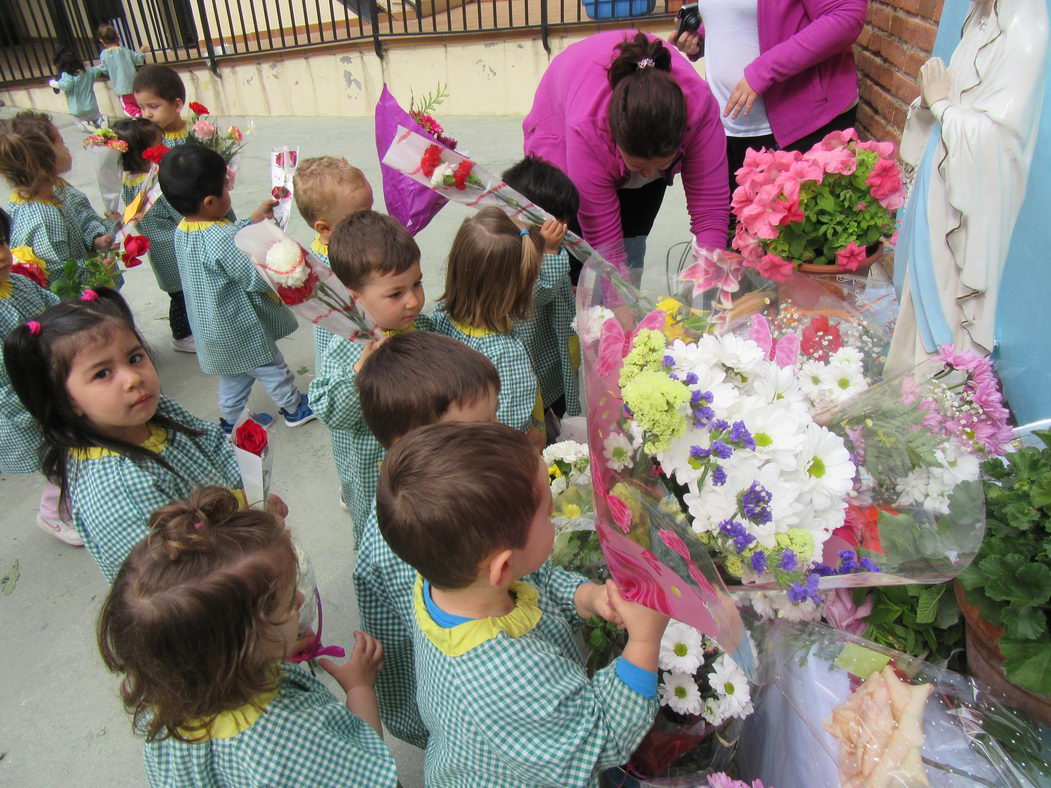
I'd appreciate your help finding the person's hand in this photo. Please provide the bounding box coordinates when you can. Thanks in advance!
[607,581,668,642]
[266,493,289,518]
[250,198,279,224]
[138,44,151,53]
[318,631,384,691]
[669,30,701,60]
[724,76,760,119]
[919,57,951,109]
[93,233,114,252]
[539,219,568,254]
[575,582,622,626]
[352,335,387,373]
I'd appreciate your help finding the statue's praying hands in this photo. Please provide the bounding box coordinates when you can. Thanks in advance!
[918,57,951,109]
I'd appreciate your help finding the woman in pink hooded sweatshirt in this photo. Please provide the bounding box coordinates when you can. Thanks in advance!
[523,31,728,284]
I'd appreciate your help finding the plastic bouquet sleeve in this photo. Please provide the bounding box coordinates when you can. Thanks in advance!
[381,124,599,265]
[113,165,162,245]
[375,85,449,236]
[230,414,272,508]
[270,146,299,231]
[737,619,1051,787]
[234,221,383,344]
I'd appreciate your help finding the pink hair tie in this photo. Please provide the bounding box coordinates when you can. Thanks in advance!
[26,320,42,336]
[80,289,99,302]
[193,521,204,530]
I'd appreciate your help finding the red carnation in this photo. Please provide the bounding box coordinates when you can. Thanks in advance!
[272,186,290,200]
[420,144,442,178]
[10,263,47,288]
[189,101,209,116]
[275,268,319,306]
[234,418,269,456]
[142,145,168,165]
[800,315,843,362]
[452,160,473,190]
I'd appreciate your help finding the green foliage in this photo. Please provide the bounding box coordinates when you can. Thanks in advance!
[409,82,450,117]
[857,581,965,670]
[960,431,1051,694]
[49,256,118,300]
[837,398,942,483]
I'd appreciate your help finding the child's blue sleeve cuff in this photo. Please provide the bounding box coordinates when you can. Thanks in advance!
[615,657,658,698]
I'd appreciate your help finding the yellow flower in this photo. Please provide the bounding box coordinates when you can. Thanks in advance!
[548,463,563,480]
[11,246,45,269]
[558,504,582,519]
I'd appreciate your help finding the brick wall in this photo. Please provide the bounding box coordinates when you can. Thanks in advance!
[853,0,945,144]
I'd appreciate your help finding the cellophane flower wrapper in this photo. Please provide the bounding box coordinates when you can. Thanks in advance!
[270,146,298,230]
[381,124,599,265]
[113,165,162,245]
[231,413,273,508]
[578,252,755,680]
[736,619,1050,787]
[375,86,449,236]
[235,221,383,344]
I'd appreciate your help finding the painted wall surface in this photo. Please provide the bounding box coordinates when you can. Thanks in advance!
[929,0,1051,425]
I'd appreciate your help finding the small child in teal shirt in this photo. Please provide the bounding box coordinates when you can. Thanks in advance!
[49,49,107,130]
[377,421,666,787]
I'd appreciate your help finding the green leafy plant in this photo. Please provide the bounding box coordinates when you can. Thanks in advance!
[960,430,1051,695]
[855,582,965,670]
[49,256,118,300]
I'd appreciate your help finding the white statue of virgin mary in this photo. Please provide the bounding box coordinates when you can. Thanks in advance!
[886,0,1049,375]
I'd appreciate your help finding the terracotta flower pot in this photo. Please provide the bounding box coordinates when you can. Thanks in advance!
[797,242,883,275]
[954,580,1051,724]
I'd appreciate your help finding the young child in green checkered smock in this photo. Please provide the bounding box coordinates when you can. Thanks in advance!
[98,486,398,788]
[291,156,374,363]
[110,118,197,353]
[376,421,666,787]
[133,65,191,149]
[502,156,581,423]
[308,210,432,542]
[0,112,114,286]
[3,287,247,583]
[433,206,562,450]
[159,144,316,432]
[352,331,501,749]
[0,207,83,547]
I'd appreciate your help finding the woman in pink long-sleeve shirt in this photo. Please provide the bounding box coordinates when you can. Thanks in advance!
[523,30,728,283]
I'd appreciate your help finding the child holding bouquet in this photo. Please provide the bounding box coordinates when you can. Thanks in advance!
[2,288,245,582]
[110,118,195,352]
[133,66,189,147]
[98,486,398,787]
[307,210,432,541]
[353,330,501,747]
[433,206,558,446]
[159,144,314,431]
[377,421,665,786]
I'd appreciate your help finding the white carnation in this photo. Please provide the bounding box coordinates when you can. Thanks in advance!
[543,440,589,465]
[430,162,455,188]
[265,237,308,287]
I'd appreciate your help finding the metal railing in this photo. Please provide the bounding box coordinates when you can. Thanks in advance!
[1,0,677,86]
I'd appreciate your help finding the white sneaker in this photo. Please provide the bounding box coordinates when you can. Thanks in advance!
[172,335,197,353]
[36,512,84,547]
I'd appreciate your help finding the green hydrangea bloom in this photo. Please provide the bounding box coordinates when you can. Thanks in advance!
[621,371,689,453]
[618,329,668,388]
[724,554,744,578]
[775,529,815,562]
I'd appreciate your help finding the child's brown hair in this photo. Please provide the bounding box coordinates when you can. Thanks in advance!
[441,206,542,333]
[111,117,163,174]
[376,421,542,589]
[97,23,120,45]
[0,117,58,199]
[97,486,298,742]
[292,156,370,228]
[328,210,420,291]
[358,332,500,448]
[132,64,186,103]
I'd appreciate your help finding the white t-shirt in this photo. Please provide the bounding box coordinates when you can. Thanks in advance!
[697,0,772,137]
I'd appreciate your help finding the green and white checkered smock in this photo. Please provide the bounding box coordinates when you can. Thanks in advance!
[308,236,333,364]
[353,505,428,749]
[0,275,58,474]
[173,219,298,376]
[161,128,191,148]
[122,172,183,293]
[144,662,398,788]
[412,563,657,787]
[67,396,243,583]
[432,308,544,437]
[8,181,108,283]
[308,315,434,545]
[514,248,581,416]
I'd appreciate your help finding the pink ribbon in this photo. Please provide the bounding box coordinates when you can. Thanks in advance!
[288,588,346,663]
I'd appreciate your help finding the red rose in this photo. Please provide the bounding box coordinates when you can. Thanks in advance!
[420,144,442,178]
[124,235,150,258]
[452,159,473,190]
[142,145,168,165]
[800,315,843,362]
[189,101,209,116]
[234,418,269,456]
[271,186,290,200]
[10,263,47,288]
[275,269,319,306]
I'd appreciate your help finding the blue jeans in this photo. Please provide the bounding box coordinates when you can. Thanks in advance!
[217,350,300,422]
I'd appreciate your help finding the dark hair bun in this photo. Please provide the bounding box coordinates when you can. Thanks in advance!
[608,32,673,89]
[149,486,242,561]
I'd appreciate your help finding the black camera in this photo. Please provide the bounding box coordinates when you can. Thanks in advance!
[676,2,701,36]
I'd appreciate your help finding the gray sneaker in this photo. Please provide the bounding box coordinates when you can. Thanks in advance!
[171,335,197,353]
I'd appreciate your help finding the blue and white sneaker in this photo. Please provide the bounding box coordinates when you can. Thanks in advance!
[280,393,316,428]
[220,411,274,434]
